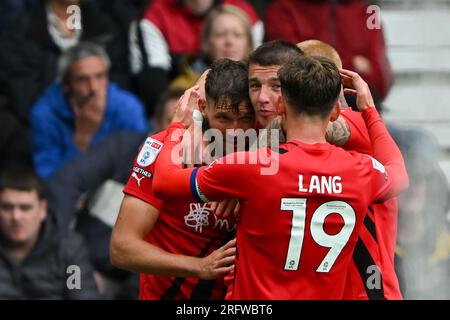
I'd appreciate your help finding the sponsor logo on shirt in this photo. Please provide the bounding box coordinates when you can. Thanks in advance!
[132,166,152,178]
[137,138,163,167]
[131,172,145,187]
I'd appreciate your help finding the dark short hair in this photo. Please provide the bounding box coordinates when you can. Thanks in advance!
[205,59,250,112]
[248,40,304,67]
[154,88,185,123]
[0,166,45,199]
[278,55,342,117]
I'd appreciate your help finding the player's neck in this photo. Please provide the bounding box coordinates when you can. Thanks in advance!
[285,115,328,145]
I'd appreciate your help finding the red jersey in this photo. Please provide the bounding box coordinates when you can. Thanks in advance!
[144,0,260,54]
[152,108,408,299]
[123,130,236,300]
[341,107,402,299]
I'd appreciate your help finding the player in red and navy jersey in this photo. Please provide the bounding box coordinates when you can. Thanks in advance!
[247,39,402,299]
[110,59,255,299]
[152,56,408,299]
[297,40,402,300]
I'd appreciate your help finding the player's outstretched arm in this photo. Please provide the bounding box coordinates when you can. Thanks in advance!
[110,195,235,279]
[341,69,409,201]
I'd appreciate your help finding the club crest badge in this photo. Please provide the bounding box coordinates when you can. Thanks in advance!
[137,138,163,167]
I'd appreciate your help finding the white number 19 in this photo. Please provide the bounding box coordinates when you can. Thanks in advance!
[281,198,356,273]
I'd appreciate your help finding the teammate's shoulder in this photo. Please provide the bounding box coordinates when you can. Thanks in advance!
[350,152,387,176]
[340,107,362,121]
[135,130,166,168]
[149,129,168,143]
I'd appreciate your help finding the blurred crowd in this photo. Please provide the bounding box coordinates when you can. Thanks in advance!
[0,0,448,299]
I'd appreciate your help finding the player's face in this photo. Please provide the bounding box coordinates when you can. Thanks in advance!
[207,13,250,62]
[205,100,255,151]
[0,189,46,246]
[67,56,109,104]
[248,64,282,128]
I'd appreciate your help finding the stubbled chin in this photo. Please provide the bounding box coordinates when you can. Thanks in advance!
[257,116,272,128]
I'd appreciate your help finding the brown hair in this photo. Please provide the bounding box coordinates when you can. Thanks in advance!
[278,55,342,117]
[248,40,304,68]
[0,166,45,199]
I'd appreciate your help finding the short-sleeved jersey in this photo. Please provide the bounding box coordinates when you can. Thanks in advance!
[123,130,236,300]
[341,107,402,299]
[190,140,394,299]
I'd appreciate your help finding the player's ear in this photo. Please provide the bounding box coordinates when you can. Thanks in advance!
[277,96,286,115]
[329,101,341,122]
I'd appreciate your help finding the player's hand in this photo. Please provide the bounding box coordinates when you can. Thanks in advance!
[171,85,200,128]
[212,199,240,219]
[340,69,375,112]
[196,238,236,280]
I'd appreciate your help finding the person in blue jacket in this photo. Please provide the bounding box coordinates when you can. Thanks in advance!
[30,42,148,180]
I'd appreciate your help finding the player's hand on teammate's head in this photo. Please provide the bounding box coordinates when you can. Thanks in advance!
[339,69,375,112]
[171,85,200,128]
[196,238,236,280]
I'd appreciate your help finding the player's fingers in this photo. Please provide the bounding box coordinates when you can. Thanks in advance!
[340,74,354,88]
[342,70,368,93]
[343,88,357,96]
[221,238,236,250]
[215,199,229,217]
[220,248,236,262]
[223,199,238,218]
[209,201,218,212]
[215,265,235,277]
[233,202,240,218]
[339,68,358,77]
[217,255,236,268]
[220,245,236,256]
[186,89,199,112]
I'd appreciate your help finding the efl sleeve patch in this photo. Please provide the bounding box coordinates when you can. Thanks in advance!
[137,137,163,167]
[365,155,388,179]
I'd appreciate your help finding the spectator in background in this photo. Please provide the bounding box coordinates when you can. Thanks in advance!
[31,42,148,180]
[0,0,37,31]
[0,0,130,128]
[170,4,254,91]
[44,88,183,298]
[0,166,98,299]
[129,0,263,116]
[151,88,187,133]
[390,126,450,299]
[265,0,393,101]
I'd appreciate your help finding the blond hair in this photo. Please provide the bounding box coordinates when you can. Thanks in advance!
[297,40,343,69]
